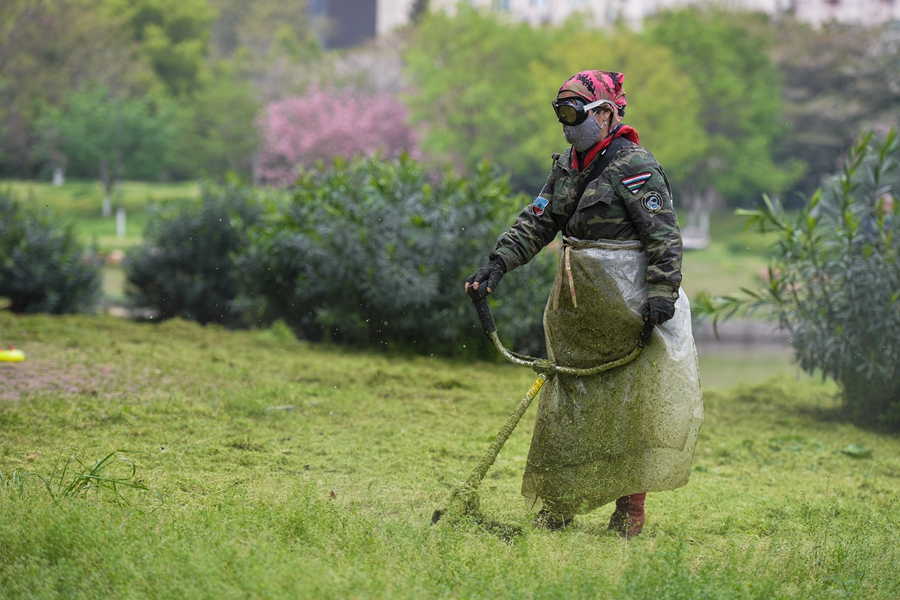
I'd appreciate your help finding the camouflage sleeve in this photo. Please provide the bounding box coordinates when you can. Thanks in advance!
[492,164,562,272]
[614,155,683,299]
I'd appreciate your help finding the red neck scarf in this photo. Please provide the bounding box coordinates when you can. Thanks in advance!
[571,125,639,172]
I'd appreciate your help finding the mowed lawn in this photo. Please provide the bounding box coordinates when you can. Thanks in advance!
[1,313,898,599]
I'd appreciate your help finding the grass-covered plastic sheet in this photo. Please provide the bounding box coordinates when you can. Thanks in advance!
[523,239,703,516]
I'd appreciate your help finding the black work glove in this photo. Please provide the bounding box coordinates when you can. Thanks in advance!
[465,255,506,295]
[642,296,676,326]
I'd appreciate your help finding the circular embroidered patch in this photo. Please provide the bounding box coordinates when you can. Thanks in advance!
[642,192,664,213]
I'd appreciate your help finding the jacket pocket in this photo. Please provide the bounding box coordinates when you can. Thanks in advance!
[577,177,614,209]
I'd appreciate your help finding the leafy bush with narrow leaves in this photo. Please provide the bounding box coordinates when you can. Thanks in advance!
[695,130,900,429]
[240,155,555,356]
[124,184,263,326]
[0,191,101,314]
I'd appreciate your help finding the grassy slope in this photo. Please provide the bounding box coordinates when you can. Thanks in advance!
[1,314,897,599]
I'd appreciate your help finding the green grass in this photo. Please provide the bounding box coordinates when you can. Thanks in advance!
[3,179,199,253]
[679,210,778,302]
[1,314,897,598]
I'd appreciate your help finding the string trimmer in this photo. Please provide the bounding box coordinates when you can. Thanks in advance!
[431,286,654,527]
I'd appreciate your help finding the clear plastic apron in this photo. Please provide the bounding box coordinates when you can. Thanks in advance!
[521,238,703,516]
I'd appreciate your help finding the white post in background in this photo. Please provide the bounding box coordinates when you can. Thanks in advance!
[116,207,126,239]
[52,167,65,186]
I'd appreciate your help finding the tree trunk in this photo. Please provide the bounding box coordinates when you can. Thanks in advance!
[99,159,113,218]
[680,186,720,250]
[116,206,126,239]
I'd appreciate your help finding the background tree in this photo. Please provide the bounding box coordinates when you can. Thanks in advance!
[0,0,154,179]
[172,67,260,181]
[173,0,323,180]
[36,87,175,215]
[0,0,328,185]
[524,28,707,190]
[405,11,707,197]
[255,87,417,187]
[646,7,804,240]
[107,0,215,97]
[208,0,320,99]
[773,20,900,200]
[403,7,559,192]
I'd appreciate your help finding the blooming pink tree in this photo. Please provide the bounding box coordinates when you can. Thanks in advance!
[256,88,418,186]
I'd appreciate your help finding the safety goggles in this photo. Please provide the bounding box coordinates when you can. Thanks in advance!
[551,97,616,126]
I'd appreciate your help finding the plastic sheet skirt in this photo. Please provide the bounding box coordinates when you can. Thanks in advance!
[521,238,703,516]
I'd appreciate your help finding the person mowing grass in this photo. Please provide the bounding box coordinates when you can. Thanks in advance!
[465,70,703,538]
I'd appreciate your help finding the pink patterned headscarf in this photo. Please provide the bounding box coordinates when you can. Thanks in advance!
[558,70,627,112]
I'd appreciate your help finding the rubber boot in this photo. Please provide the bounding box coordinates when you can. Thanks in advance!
[607,492,645,538]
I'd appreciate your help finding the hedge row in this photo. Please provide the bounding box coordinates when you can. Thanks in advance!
[124,157,556,357]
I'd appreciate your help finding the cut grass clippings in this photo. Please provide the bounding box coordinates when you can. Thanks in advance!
[0,313,898,598]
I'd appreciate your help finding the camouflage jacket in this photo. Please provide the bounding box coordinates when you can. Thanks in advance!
[493,139,683,299]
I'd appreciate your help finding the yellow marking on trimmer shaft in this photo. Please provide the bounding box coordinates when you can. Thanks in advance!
[527,376,546,398]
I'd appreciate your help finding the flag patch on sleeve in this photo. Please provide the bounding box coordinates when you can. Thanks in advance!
[532,197,549,216]
[621,172,652,195]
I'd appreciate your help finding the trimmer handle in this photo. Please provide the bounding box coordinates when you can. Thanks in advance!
[638,319,655,348]
[468,285,654,348]
[467,286,497,336]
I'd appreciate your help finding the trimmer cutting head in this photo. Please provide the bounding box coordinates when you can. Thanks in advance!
[432,487,522,541]
[431,486,481,526]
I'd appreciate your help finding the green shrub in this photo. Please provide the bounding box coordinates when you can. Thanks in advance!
[0,191,101,314]
[695,130,900,429]
[123,183,263,326]
[240,155,555,356]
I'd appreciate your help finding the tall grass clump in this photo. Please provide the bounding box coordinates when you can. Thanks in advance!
[0,190,101,313]
[2,449,156,508]
[124,183,264,325]
[695,129,900,429]
[241,155,555,356]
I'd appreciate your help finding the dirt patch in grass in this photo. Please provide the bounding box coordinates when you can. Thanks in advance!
[0,346,119,400]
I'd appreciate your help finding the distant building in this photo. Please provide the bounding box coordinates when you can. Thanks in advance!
[312,0,379,48]
[430,0,900,30]
[319,0,900,48]
[791,0,900,28]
